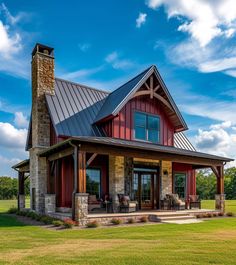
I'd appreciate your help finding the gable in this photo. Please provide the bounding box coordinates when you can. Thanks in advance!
[95,65,188,132]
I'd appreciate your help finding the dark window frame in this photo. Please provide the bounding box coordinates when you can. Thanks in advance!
[133,111,160,143]
[86,168,101,199]
[173,172,187,199]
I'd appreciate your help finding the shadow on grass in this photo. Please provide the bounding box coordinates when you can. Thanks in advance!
[0,213,26,227]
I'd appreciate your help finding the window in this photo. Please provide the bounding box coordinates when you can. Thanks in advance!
[86,169,101,199]
[134,112,160,143]
[174,173,186,199]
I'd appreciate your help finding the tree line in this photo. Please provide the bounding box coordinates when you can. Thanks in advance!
[0,176,30,200]
[0,167,236,200]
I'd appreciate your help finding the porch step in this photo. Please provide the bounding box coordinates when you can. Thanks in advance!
[149,214,197,223]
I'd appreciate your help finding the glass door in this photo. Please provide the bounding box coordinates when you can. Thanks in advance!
[133,170,157,210]
[141,173,153,209]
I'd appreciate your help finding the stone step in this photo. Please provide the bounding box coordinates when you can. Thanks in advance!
[150,214,196,222]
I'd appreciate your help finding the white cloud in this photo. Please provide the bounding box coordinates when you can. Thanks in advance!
[146,0,236,47]
[148,0,236,77]
[105,51,134,70]
[0,122,27,149]
[136,13,147,28]
[60,65,104,81]
[78,43,91,52]
[193,121,236,166]
[0,3,29,78]
[0,155,21,177]
[14,112,28,128]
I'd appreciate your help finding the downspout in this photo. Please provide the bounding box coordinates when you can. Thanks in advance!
[69,141,79,220]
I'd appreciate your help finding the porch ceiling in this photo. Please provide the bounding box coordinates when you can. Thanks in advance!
[38,137,233,167]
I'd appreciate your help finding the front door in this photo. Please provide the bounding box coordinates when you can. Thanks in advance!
[133,170,159,210]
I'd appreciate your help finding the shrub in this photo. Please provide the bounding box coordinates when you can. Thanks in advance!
[140,216,148,223]
[63,218,76,229]
[40,215,54,225]
[111,218,122,225]
[226,212,234,217]
[203,213,209,218]
[127,218,135,224]
[218,212,224,217]
[52,220,64,227]
[212,213,218,217]
[86,221,99,228]
[7,207,18,214]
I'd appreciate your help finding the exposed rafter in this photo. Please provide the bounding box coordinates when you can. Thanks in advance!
[132,75,173,111]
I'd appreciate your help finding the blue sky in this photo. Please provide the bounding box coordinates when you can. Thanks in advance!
[1,0,236,176]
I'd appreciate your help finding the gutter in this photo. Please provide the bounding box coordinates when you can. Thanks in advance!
[68,140,79,221]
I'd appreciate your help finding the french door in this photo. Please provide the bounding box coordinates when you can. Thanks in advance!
[133,170,159,210]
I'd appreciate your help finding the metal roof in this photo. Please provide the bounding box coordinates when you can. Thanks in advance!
[39,136,233,162]
[174,132,196,151]
[94,65,188,132]
[46,78,109,137]
[94,66,153,122]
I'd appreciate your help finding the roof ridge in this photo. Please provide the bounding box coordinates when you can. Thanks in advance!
[107,65,154,96]
[55,77,110,94]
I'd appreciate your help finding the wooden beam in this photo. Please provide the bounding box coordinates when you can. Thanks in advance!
[80,143,224,167]
[48,147,74,161]
[154,85,160,92]
[78,151,86,193]
[144,82,150,90]
[150,75,154,98]
[211,165,224,194]
[133,90,151,97]
[153,93,173,111]
[86,153,97,167]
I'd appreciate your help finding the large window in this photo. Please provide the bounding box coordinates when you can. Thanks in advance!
[86,169,101,199]
[134,112,160,143]
[174,173,186,199]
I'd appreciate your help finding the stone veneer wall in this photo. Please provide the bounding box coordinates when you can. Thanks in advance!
[75,193,89,226]
[30,48,55,214]
[161,161,172,198]
[109,156,125,210]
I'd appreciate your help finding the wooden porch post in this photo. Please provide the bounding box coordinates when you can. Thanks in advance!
[73,148,88,225]
[211,165,225,212]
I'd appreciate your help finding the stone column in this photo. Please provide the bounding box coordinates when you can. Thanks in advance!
[160,161,172,199]
[74,193,89,226]
[215,194,225,212]
[124,157,133,197]
[109,155,125,211]
[45,194,56,214]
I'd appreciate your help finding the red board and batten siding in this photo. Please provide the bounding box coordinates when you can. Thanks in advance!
[102,96,174,146]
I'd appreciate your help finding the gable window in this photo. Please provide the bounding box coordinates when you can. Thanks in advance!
[134,112,160,143]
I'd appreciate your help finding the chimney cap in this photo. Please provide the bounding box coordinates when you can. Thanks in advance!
[32,43,54,57]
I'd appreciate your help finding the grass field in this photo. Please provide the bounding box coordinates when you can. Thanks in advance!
[0,200,236,265]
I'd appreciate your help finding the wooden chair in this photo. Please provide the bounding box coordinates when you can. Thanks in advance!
[189,195,201,209]
[117,194,138,213]
[167,194,186,210]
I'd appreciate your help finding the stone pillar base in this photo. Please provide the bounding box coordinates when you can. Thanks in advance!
[74,193,89,226]
[18,194,25,210]
[215,194,225,212]
[45,194,56,214]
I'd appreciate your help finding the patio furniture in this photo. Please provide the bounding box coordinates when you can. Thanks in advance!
[189,195,201,209]
[166,194,186,210]
[103,194,113,213]
[117,194,138,213]
[88,195,102,212]
[161,197,171,210]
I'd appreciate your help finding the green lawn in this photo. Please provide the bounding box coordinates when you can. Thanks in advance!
[0,200,236,265]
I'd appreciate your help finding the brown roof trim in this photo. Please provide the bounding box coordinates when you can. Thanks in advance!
[12,159,30,170]
[39,137,233,163]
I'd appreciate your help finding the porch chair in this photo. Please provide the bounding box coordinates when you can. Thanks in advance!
[117,194,138,213]
[189,195,201,209]
[88,195,102,212]
[167,194,186,210]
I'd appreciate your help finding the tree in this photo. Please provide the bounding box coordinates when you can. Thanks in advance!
[0,176,30,200]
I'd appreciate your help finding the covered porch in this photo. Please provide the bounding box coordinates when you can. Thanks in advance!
[38,137,231,225]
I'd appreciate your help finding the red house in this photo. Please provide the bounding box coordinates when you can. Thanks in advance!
[13,44,233,225]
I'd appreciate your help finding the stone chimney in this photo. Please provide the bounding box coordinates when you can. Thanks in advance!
[30,43,55,213]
